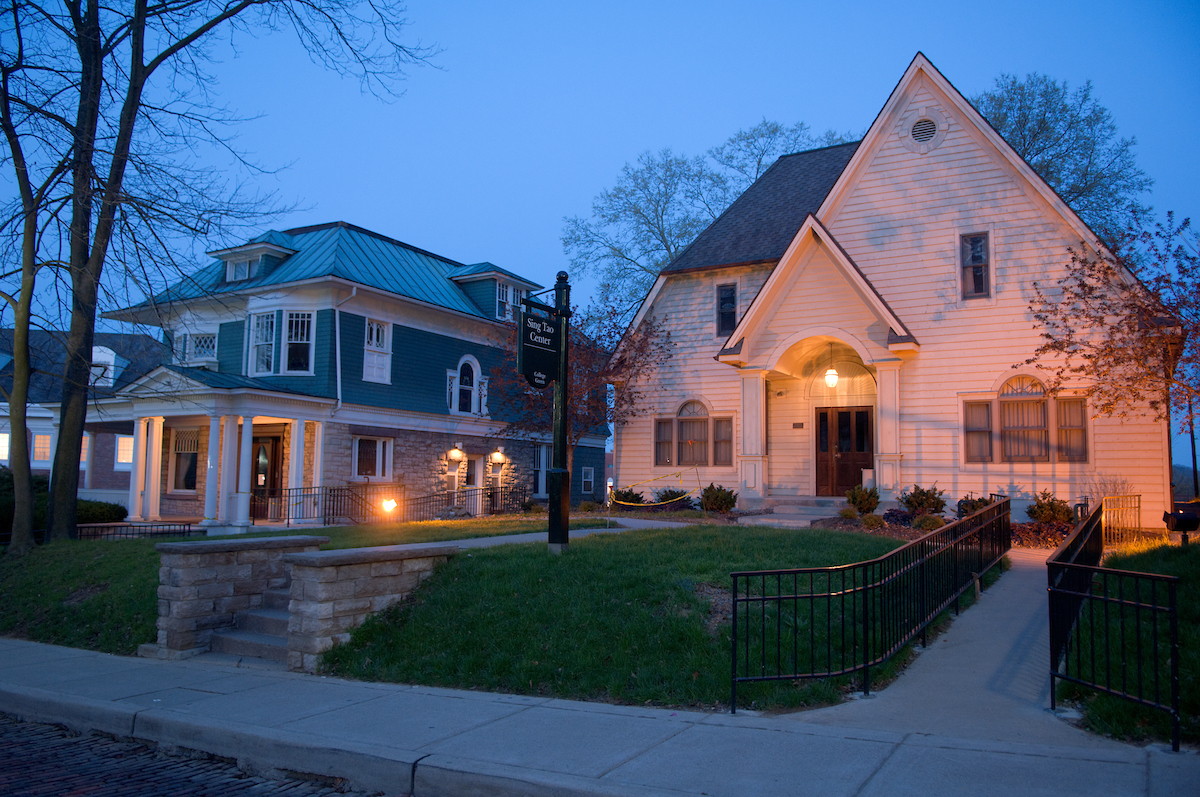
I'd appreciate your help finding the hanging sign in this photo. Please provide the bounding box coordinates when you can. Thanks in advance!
[517,298,560,389]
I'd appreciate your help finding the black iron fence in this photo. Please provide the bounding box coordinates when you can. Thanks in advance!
[730,498,1011,712]
[397,484,528,523]
[1047,503,1181,751]
[0,522,197,546]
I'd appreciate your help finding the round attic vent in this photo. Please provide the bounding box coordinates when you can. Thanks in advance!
[911,118,937,143]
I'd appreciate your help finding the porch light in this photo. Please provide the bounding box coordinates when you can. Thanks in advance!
[491,447,506,464]
[448,443,465,462]
[382,499,397,512]
[824,343,839,388]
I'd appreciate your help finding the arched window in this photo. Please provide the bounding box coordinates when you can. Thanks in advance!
[999,376,1048,462]
[677,401,709,466]
[654,400,733,468]
[458,361,475,413]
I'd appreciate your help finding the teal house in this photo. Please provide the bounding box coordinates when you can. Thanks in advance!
[98,222,605,532]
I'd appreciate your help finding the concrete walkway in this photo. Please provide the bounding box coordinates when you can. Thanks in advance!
[1,543,1196,796]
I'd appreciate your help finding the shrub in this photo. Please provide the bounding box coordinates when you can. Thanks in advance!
[882,508,912,527]
[956,493,994,519]
[845,485,880,515]
[838,506,858,520]
[914,514,946,531]
[1026,490,1074,523]
[699,483,738,513]
[653,488,693,510]
[861,513,885,530]
[76,500,128,524]
[899,484,946,517]
[611,488,644,507]
[577,500,599,513]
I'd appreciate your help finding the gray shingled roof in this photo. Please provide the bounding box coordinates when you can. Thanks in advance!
[0,330,169,403]
[663,142,859,274]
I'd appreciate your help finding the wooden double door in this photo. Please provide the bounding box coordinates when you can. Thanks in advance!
[815,407,873,496]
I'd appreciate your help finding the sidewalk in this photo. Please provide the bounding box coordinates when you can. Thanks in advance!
[1,545,1196,796]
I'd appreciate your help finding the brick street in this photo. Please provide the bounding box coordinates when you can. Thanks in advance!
[0,714,378,796]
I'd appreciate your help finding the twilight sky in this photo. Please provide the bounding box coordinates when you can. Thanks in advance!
[144,0,1198,464]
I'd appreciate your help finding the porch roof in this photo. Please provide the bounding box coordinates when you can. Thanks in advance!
[147,365,327,399]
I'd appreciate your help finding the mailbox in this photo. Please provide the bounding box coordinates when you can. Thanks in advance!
[1163,510,1200,533]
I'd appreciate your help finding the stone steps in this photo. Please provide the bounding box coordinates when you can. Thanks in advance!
[237,607,289,637]
[209,628,288,662]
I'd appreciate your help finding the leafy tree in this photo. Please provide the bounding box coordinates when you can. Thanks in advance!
[562,120,856,312]
[972,73,1153,244]
[1025,213,1198,430]
[0,0,430,550]
[487,302,671,480]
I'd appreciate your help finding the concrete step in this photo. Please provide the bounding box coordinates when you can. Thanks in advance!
[210,629,288,662]
[739,515,814,529]
[262,588,291,610]
[237,607,289,637]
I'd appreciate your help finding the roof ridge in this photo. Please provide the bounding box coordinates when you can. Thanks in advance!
[775,140,863,160]
[282,221,467,269]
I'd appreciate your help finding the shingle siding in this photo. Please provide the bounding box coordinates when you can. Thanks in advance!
[458,279,497,318]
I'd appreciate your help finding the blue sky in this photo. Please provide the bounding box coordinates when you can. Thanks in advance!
[198,0,1200,463]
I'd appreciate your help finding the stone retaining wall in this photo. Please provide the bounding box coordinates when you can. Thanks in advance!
[283,545,457,673]
[139,535,328,660]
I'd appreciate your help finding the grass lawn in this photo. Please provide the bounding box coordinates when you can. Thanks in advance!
[322,525,926,711]
[0,517,606,655]
[1058,542,1199,745]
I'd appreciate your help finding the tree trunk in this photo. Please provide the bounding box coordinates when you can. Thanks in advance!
[5,224,41,556]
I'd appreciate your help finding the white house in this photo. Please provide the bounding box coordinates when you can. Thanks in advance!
[613,53,1171,526]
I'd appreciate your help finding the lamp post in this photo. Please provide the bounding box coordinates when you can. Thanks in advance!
[548,272,572,554]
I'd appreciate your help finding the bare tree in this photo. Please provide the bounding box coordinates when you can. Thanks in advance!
[562,120,855,313]
[0,0,431,547]
[487,302,671,478]
[1026,213,1197,429]
[972,73,1153,245]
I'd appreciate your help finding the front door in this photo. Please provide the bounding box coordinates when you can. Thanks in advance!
[815,407,873,496]
[250,436,282,519]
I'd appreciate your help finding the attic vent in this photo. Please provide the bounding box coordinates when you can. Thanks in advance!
[911,118,937,143]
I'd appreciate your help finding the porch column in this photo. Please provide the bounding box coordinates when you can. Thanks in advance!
[200,415,221,527]
[234,415,254,530]
[218,415,238,524]
[739,369,768,500]
[144,417,164,521]
[310,421,324,489]
[127,417,147,520]
[874,360,903,498]
[288,419,307,522]
[83,432,94,490]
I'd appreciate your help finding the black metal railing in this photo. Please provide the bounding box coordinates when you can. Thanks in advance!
[248,483,529,526]
[397,484,528,523]
[0,522,197,545]
[1047,504,1181,751]
[730,498,1011,712]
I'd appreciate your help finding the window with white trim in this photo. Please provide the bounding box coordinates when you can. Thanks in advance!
[496,283,523,320]
[285,312,313,373]
[115,435,134,470]
[716,283,737,335]
[447,355,488,416]
[353,437,391,480]
[363,319,391,384]
[172,333,189,364]
[0,432,9,462]
[226,258,257,282]
[961,376,1088,464]
[191,333,217,361]
[32,434,51,463]
[961,232,990,299]
[533,444,550,497]
[252,312,275,375]
[581,466,594,495]
[80,434,89,467]
[170,429,199,492]
[653,401,734,468]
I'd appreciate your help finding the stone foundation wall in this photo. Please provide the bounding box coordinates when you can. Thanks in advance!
[142,535,328,659]
[283,545,456,673]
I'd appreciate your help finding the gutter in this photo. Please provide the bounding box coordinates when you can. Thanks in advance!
[333,287,357,416]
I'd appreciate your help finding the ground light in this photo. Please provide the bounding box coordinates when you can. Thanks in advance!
[382,499,397,513]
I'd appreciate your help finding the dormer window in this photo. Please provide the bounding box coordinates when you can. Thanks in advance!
[226,258,256,282]
[496,283,523,321]
[90,346,127,388]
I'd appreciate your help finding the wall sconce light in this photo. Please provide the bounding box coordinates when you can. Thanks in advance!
[491,447,506,464]
[823,342,839,389]
[448,443,465,462]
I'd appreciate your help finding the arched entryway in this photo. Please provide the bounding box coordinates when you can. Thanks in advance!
[765,336,878,497]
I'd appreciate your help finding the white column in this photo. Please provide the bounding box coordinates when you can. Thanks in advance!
[234,415,254,529]
[218,415,238,524]
[739,369,768,500]
[288,419,307,521]
[874,360,903,498]
[127,418,147,520]
[145,417,164,521]
[310,421,324,489]
[200,416,221,527]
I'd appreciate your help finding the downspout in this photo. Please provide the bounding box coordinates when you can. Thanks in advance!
[333,287,357,416]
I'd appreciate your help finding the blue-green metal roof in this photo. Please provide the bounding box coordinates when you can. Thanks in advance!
[123,222,542,319]
[161,365,324,398]
[448,262,540,287]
